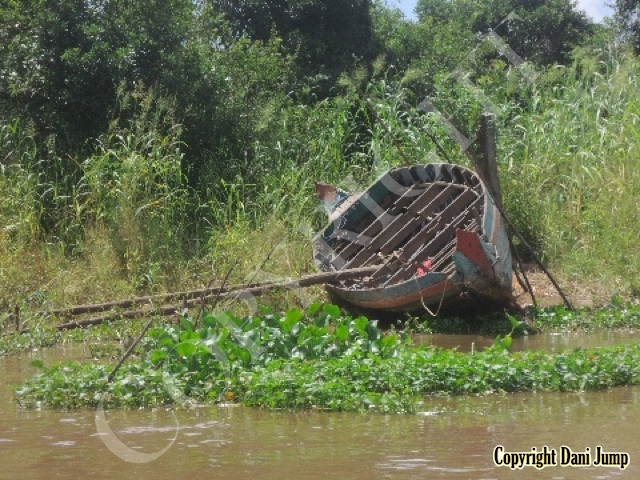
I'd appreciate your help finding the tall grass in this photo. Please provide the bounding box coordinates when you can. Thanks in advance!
[0,119,42,244]
[500,46,640,292]
[349,47,640,298]
[2,44,640,314]
[0,90,193,309]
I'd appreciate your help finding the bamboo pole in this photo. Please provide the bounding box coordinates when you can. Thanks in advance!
[38,279,285,318]
[20,265,383,334]
[106,317,155,384]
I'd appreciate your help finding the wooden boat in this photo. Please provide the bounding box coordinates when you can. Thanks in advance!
[313,163,515,313]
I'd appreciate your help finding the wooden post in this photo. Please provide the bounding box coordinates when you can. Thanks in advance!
[475,112,502,207]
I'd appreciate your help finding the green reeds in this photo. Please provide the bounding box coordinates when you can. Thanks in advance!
[2,43,640,312]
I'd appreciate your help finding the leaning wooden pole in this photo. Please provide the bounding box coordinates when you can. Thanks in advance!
[38,279,287,318]
[493,203,574,311]
[106,317,155,384]
[18,265,384,334]
[476,113,503,206]
[477,112,531,302]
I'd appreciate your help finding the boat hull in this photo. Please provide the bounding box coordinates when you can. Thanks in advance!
[313,164,515,313]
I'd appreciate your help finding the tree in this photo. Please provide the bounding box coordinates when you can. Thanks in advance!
[373,1,472,74]
[615,0,640,52]
[415,0,594,65]
[0,0,194,150]
[216,0,379,92]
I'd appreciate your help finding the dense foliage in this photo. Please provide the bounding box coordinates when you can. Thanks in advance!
[616,0,640,52]
[1,0,640,313]
[416,0,594,65]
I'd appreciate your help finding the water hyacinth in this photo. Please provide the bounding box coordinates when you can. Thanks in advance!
[13,304,640,413]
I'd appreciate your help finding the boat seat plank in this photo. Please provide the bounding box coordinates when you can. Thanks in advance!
[404,197,482,262]
[336,182,452,263]
[342,183,472,269]
[331,184,431,259]
[407,218,479,270]
[382,197,482,285]
[377,188,479,257]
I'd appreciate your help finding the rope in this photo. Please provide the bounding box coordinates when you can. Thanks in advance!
[416,276,449,317]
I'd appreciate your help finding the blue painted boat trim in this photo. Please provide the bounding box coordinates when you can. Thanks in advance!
[314,163,514,312]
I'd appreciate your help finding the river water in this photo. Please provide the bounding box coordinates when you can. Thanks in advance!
[415,329,640,353]
[1,333,639,479]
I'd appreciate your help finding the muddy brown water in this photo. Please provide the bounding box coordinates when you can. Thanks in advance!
[415,329,640,353]
[1,334,640,480]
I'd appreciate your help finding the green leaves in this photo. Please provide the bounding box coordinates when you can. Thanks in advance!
[173,340,204,358]
[179,317,194,332]
[334,323,349,342]
[30,359,44,369]
[149,349,167,365]
[322,304,341,319]
[613,0,640,53]
[490,312,527,352]
[13,303,409,410]
[16,362,172,409]
[532,302,640,331]
[506,313,523,331]
[14,302,640,413]
[282,307,304,333]
[493,335,513,352]
[415,0,594,65]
